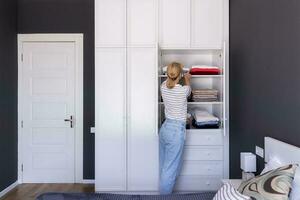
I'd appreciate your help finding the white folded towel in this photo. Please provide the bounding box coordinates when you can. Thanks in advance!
[193,109,219,123]
[183,68,190,73]
[191,65,219,69]
[162,66,168,73]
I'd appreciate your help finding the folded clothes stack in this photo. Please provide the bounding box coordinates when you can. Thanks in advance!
[189,65,221,75]
[192,89,218,102]
[192,109,220,129]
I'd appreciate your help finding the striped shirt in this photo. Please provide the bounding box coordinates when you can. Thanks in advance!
[161,81,191,122]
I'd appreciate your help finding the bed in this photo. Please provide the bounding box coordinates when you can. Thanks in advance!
[236,137,300,200]
[37,137,300,200]
[264,137,300,166]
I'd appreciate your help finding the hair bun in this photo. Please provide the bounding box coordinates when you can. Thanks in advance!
[166,62,183,89]
[169,72,177,78]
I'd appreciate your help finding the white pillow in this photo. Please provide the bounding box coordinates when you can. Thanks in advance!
[290,168,300,200]
[260,156,283,174]
[213,183,250,200]
[261,156,300,200]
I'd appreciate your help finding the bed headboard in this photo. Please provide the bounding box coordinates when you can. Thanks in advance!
[265,137,300,165]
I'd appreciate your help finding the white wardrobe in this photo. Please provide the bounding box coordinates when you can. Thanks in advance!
[95,0,229,193]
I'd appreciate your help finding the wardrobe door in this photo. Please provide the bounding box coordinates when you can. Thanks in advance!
[127,47,159,191]
[95,48,127,191]
[95,0,126,47]
[159,0,190,48]
[127,0,157,46]
[191,0,223,48]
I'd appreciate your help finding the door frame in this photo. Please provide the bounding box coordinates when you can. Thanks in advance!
[18,34,84,183]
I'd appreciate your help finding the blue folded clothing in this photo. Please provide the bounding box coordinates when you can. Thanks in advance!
[192,119,219,129]
[195,121,219,126]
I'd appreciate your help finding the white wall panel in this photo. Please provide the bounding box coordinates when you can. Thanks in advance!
[127,0,157,46]
[159,0,190,48]
[127,47,159,191]
[191,0,223,48]
[95,0,126,47]
[95,48,127,191]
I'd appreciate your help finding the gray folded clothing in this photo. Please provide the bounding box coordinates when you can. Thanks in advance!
[192,89,218,102]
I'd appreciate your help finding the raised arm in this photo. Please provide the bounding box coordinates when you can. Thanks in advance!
[183,72,192,97]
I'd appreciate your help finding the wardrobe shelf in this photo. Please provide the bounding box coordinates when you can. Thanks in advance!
[160,48,222,54]
[186,128,222,132]
[158,75,223,78]
[159,102,223,105]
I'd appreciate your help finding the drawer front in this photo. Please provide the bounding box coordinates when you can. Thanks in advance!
[183,146,223,161]
[180,161,223,176]
[185,130,223,146]
[175,176,223,191]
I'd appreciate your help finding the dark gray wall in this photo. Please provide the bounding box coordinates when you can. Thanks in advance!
[12,0,300,181]
[17,0,95,179]
[0,0,18,191]
[230,0,300,178]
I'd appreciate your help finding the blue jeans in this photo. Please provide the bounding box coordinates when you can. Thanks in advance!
[159,118,186,194]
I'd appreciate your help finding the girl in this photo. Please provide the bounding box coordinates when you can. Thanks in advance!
[159,62,191,194]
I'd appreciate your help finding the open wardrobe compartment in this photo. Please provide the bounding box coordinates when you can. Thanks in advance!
[158,46,228,191]
[95,0,229,193]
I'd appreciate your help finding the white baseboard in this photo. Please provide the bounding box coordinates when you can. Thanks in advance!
[81,179,95,184]
[0,181,19,198]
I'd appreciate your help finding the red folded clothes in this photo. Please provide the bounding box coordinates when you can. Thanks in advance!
[189,68,221,75]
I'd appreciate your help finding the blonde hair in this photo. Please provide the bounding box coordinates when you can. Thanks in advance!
[166,62,183,89]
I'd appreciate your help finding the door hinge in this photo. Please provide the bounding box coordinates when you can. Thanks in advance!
[21,120,24,128]
[21,164,24,172]
[21,53,24,62]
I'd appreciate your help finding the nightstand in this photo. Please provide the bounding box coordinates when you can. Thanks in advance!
[222,179,243,189]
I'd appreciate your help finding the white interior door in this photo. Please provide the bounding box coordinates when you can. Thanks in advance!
[21,42,76,183]
[95,48,127,191]
[159,0,190,48]
[127,47,159,191]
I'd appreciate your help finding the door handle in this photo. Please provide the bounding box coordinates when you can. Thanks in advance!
[64,116,74,128]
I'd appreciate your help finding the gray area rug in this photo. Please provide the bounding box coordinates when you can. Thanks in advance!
[37,192,216,200]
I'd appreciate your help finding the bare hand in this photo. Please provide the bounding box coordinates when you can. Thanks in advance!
[184,72,191,81]
[184,72,191,85]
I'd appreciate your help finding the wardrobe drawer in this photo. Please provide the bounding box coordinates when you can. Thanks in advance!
[185,130,223,146]
[175,176,223,191]
[183,146,223,161]
[180,161,223,176]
